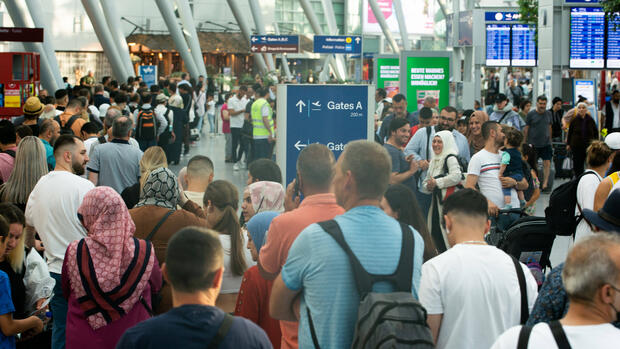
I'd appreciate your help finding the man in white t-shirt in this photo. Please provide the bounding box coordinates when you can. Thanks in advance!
[25,134,94,349]
[465,121,528,217]
[419,189,538,349]
[228,86,249,166]
[492,233,620,349]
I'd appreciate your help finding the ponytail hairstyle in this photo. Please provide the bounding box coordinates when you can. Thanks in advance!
[204,180,247,276]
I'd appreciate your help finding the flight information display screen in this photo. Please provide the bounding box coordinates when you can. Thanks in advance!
[511,24,536,66]
[607,16,620,68]
[486,24,511,66]
[570,7,605,68]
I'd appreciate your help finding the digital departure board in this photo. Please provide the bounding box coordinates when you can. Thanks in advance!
[607,16,620,68]
[570,7,605,68]
[486,24,511,66]
[511,24,536,66]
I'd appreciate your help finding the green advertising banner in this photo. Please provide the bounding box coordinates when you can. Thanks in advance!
[375,57,400,99]
[403,55,450,112]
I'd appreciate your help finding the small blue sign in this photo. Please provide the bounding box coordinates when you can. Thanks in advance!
[485,11,522,22]
[314,35,362,54]
[250,35,299,53]
[139,65,157,87]
[281,85,370,184]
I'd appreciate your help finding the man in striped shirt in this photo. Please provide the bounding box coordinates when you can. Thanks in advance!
[465,121,528,218]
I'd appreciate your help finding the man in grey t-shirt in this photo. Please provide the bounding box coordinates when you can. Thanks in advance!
[524,95,553,190]
[87,117,143,193]
[383,117,418,192]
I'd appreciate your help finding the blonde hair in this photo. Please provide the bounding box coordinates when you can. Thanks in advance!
[0,203,27,274]
[139,146,168,191]
[0,137,48,205]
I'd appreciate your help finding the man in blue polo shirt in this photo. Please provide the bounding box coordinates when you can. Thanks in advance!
[270,140,425,348]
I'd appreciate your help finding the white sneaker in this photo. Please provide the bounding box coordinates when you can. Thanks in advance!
[233,162,240,171]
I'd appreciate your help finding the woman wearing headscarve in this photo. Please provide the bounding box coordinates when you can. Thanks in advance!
[466,110,489,155]
[241,181,285,223]
[422,130,463,253]
[129,167,206,314]
[62,187,162,349]
[234,211,282,349]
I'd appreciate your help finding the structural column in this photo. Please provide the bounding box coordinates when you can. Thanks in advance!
[299,0,342,80]
[274,23,293,81]
[4,0,59,91]
[248,0,276,72]
[81,0,129,82]
[392,0,410,50]
[226,0,269,74]
[368,0,400,53]
[99,0,135,78]
[154,0,200,79]
[175,0,207,77]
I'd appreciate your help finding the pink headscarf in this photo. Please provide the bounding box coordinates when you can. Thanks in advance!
[247,181,285,213]
[65,187,156,329]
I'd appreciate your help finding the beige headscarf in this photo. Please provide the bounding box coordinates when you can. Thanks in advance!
[467,110,489,154]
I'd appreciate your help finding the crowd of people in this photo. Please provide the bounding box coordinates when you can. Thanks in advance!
[0,70,616,349]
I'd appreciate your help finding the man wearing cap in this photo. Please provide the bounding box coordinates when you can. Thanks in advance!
[603,90,620,133]
[13,96,44,131]
[490,93,524,131]
[154,93,175,146]
[593,132,620,211]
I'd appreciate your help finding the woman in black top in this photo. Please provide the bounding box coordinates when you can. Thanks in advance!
[567,102,599,177]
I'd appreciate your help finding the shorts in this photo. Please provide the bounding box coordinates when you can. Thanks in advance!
[534,145,553,161]
[502,173,523,197]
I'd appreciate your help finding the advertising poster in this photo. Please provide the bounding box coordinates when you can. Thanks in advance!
[4,84,20,108]
[362,0,437,36]
[403,56,450,112]
[376,57,400,97]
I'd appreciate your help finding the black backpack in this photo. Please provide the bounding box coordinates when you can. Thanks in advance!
[54,115,79,135]
[1,149,15,158]
[308,220,434,349]
[135,108,157,141]
[545,171,599,236]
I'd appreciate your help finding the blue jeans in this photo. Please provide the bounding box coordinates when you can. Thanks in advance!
[502,173,524,197]
[196,114,204,133]
[414,189,432,219]
[207,113,215,134]
[138,139,157,152]
[50,273,67,349]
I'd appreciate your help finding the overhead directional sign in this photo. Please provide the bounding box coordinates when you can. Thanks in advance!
[0,27,43,42]
[313,35,362,54]
[250,35,299,53]
[276,84,374,185]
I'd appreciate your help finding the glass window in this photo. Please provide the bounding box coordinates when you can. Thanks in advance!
[12,55,23,81]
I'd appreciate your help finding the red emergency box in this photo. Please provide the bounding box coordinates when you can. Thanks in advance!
[0,52,40,118]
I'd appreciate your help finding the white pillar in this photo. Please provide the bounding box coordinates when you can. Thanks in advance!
[174,0,207,77]
[298,0,341,80]
[226,0,269,74]
[274,23,293,81]
[99,0,135,78]
[5,0,59,91]
[392,0,410,50]
[248,0,276,72]
[368,0,400,53]
[154,0,200,79]
[80,0,129,82]
[320,0,347,80]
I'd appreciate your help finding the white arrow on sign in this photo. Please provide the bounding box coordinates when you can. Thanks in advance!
[294,140,307,151]
[261,36,266,41]
[355,37,361,44]
[251,46,258,52]
[251,37,258,42]
[296,100,306,113]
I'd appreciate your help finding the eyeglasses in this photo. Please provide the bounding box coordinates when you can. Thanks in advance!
[441,116,455,122]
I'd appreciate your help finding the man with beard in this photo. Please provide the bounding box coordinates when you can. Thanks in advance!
[87,117,143,193]
[465,121,528,227]
[25,135,94,349]
[404,106,470,216]
[603,90,620,133]
[384,117,418,192]
[39,119,60,170]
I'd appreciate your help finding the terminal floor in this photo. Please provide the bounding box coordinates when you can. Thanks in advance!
[169,132,570,269]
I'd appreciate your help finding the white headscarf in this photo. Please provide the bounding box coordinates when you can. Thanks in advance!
[428,130,459,177]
